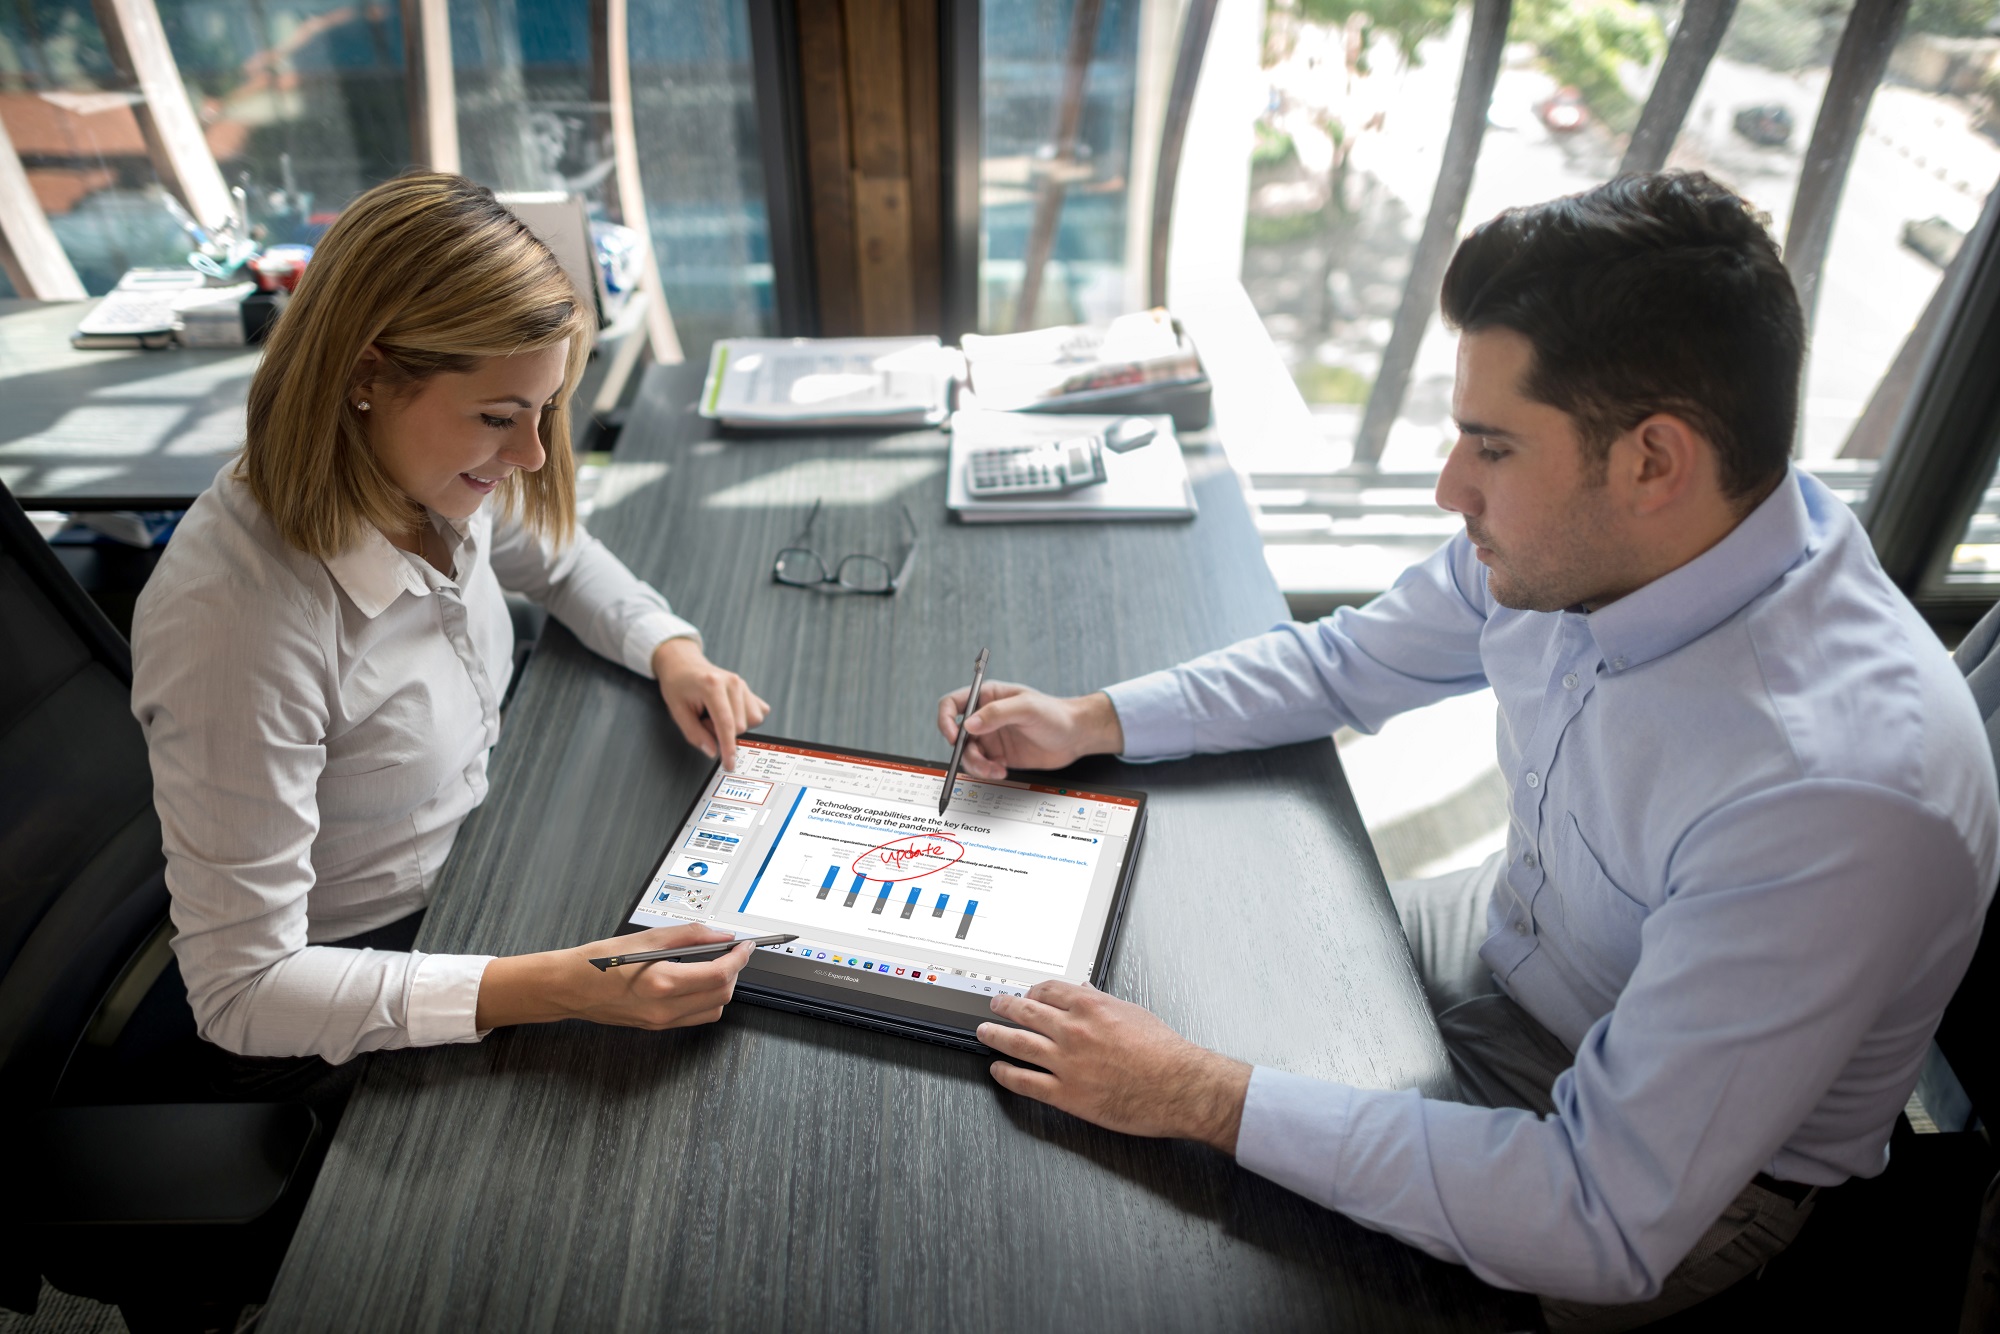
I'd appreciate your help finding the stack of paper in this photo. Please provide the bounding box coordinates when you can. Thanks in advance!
[174,283,257,347]
[946,410,1196,523]
[699,337,955,430]
[959,308,1204,412]
[70,268,206,349]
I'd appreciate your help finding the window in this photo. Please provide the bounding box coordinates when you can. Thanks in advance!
[979,0,1147,333]
[444,0,775,350]
[1240,0,2000,607]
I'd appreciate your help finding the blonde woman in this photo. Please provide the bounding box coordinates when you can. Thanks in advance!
[131,175,766,1088]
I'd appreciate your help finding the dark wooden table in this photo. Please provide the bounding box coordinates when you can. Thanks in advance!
[260,362,1535,1332]
[0,299,259,510]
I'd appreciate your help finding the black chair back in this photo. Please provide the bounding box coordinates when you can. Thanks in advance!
[1942,603,2000,1129]
[0,481,168,1112]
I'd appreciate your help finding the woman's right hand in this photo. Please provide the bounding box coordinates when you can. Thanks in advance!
[475,924,752,1031]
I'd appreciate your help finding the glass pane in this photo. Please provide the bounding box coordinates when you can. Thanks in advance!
[625,0,773,349]
[980,0,1145,332]
[1948,455,2000,588]
[1239,0,2000,605]
[1250,0,1673,467]
[157,0,410,242]
[1675,3,1996,471]
[449,0,775,348]
[0,0,213,292]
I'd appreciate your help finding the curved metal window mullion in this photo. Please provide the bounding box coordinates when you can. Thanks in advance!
[400,0,461,173]
[0,116,88,300]
[605,0,685,365]
[92,0,235,232]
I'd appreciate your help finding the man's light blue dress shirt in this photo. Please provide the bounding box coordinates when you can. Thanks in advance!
[1103,469,1999,1303]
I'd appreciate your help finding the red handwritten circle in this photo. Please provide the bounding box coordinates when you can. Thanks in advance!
[850,834,964,883]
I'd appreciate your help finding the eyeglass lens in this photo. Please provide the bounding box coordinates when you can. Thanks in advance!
[774,548,829,586]
[835,554,895,593]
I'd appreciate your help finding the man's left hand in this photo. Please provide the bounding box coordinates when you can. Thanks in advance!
[978,982,1252,1154]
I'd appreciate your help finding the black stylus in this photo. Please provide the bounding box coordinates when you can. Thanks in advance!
[588,933,796,970]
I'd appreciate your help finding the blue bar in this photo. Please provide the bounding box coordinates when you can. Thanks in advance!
[877,881,892,901]
[932,892,949,918]
[821,866,839,889]
[906,885,921,906]
[845,872,866,907]
[965,899,978,919]
[871,879,893,914]
[739,787,806,913]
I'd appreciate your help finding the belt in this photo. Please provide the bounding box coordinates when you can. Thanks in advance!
[1752,1171,1827,1206]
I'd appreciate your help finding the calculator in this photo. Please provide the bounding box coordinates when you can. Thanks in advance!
[965,436,1108,496]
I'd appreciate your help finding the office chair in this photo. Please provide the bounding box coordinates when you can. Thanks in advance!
[0,479,324,1332]
[1646,604,2000,1331]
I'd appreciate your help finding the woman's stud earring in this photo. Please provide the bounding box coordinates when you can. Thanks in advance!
[357,400,371,411]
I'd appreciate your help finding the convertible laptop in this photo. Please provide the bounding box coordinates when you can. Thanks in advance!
[620,733,1147,1051]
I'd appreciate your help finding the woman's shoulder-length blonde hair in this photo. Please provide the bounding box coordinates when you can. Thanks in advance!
[240,172,592,559]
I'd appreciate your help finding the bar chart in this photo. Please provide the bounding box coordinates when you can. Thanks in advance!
[730,789,1104,969]
[804,863,981,939]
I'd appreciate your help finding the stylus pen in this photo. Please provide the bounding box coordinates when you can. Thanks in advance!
[588,933,797,971]
[939,647,991,816]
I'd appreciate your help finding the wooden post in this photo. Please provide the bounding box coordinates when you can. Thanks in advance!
[399,0,461,173]
[844,0,917,333]
[793,0,948,337]
[606,0,683,362]
[797,0,861,334]
[901,0,943,333]
[0,114,88,299]
[90,0,234,230]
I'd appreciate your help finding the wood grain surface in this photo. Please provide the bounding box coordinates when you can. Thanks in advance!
[260,365,1536,1332]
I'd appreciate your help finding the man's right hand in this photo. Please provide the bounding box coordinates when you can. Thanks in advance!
[934,681,1124,780]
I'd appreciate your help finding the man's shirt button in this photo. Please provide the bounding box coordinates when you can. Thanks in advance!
[1524,851,1538,867]
[1525,771,1540,788]
[1563,673,1578,690]
[1514,920,1527,934]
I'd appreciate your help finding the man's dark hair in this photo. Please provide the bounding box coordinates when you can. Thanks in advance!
[1440,172,1804,502]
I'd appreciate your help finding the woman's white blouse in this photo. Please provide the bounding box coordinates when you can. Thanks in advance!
[130,465,696,1063]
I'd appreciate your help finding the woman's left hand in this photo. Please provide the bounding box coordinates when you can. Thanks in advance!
[652,638,770,771]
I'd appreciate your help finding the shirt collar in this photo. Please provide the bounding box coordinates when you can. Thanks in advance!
[1585,466,1812,672]
[322,513,474,618]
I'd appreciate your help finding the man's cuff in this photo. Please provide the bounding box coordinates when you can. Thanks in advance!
[406,952,498,1046]
[1102,670,1196,762]
[1233,1066,1357,1211]
[624,612,701,678]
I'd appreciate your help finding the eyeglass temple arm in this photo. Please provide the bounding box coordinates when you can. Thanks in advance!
[891,505,920,584]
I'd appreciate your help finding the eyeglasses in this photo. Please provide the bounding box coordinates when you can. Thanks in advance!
[772,500,918,595]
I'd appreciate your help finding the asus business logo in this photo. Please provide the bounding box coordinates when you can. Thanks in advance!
[812,968,861,985]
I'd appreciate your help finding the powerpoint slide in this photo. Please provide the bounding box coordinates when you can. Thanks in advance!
[734,790,1103,972]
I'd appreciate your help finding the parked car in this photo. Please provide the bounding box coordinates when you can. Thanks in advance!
[1732,104,1795,147]
[1535,88,1588,134]
[1901,215,1966,267]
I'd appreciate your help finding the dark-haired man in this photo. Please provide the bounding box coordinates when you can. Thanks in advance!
[936,173,1999,1328]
